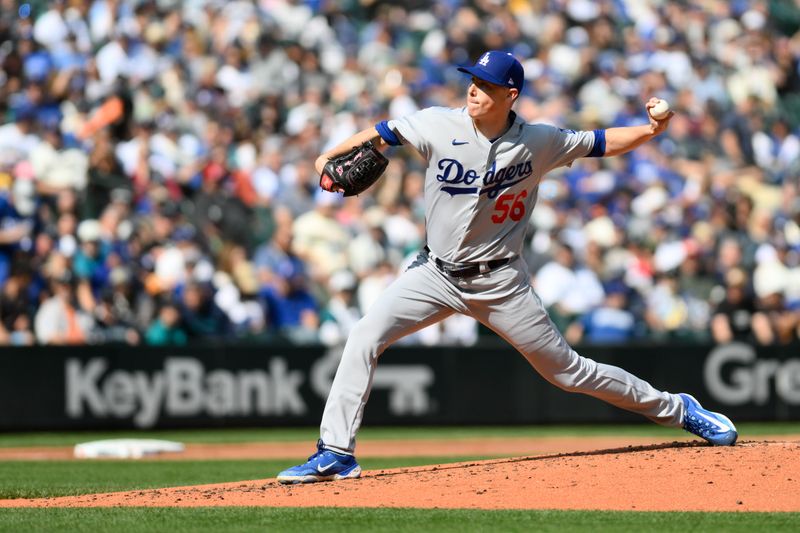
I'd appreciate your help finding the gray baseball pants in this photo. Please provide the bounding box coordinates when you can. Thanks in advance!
[320,253,684,454]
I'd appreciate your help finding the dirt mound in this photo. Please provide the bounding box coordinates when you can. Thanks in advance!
[3,440,799,512]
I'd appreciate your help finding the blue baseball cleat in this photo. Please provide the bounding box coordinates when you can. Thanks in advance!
[680,393,738,446]
[277,440,362,484]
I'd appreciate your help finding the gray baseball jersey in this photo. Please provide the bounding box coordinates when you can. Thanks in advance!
[385,106,601,262]
[319,106,683,456]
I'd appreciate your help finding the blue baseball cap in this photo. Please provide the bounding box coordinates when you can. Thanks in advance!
[457,51,524,90]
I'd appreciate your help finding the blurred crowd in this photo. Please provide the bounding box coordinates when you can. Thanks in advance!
[0,0,799,348]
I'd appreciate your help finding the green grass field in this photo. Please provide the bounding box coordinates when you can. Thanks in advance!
[0,424,798,532]
[0,421,797,448]
[1,508,799,533]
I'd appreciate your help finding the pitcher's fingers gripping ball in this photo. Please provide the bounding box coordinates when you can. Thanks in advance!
[645,97,674,135]
[648,98,671,120]
[320,140,389,196]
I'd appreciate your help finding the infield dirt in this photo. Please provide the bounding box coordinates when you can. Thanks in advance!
[1,438,798,512]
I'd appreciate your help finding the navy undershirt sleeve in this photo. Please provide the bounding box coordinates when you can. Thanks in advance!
[587,129,606,157]
[375,120,402,146]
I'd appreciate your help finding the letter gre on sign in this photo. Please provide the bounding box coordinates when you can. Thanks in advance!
[66,357,307,428]
[704,343,800,406]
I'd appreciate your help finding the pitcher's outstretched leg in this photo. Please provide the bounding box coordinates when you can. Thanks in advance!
[470,282,685,427]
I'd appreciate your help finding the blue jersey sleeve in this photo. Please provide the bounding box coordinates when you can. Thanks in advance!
[375,120,402,146]
[587,129,606,157]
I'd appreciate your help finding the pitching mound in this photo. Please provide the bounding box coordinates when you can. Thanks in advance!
[2,440,799,512]
[0,435,700,461]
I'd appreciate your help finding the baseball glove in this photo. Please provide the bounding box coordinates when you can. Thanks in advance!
[320,140,389,197]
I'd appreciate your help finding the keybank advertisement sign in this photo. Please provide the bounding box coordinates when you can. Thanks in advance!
[65,358,306,428]
[704,342,800,406]
[0,344,798,430]
[64,351,435,429]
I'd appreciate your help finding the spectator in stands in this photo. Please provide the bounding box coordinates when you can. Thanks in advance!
[178,281,230,341]
[292,191,349,281]
[253,208,303,291]
[0,273,35,346]
[566,281,636,345]
[676,246,715,341]
[645,272,692,340]
[260,264,320,344]
[90,291,140,345]
[84,130,131,218]
[73,218,108,289]
[0,181,34,285]
[145,299,187,346]
[711,268,772,345]
[30,126,88,196]
[102,265,145,337]
[755,290,800,345]
[752,244,800,345]
[34,270,94,345]
[0,111,39,166]
[319,269,361,347]
[534,243,605,331]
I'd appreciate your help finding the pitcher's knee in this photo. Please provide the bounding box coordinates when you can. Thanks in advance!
[550,373,584,393]
[530,349,593,393]
[346,318,389,355]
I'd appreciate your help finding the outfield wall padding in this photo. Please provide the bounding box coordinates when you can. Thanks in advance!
[0,342,798,430]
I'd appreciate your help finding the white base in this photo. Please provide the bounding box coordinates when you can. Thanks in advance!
[74,439,185,459]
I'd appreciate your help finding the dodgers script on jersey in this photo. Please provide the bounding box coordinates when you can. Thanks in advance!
[386,106,601,262]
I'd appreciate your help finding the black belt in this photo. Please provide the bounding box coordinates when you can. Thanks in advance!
[424,246,513,278]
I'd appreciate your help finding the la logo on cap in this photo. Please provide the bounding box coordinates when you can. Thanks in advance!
[457,50,525,90]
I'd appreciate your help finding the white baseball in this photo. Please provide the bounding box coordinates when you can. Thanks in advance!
[649,99,670,120]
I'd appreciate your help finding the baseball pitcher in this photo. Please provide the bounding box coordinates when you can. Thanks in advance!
[277,51,737,484]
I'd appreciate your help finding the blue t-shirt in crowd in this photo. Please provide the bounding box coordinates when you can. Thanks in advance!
[580,307,636,343]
